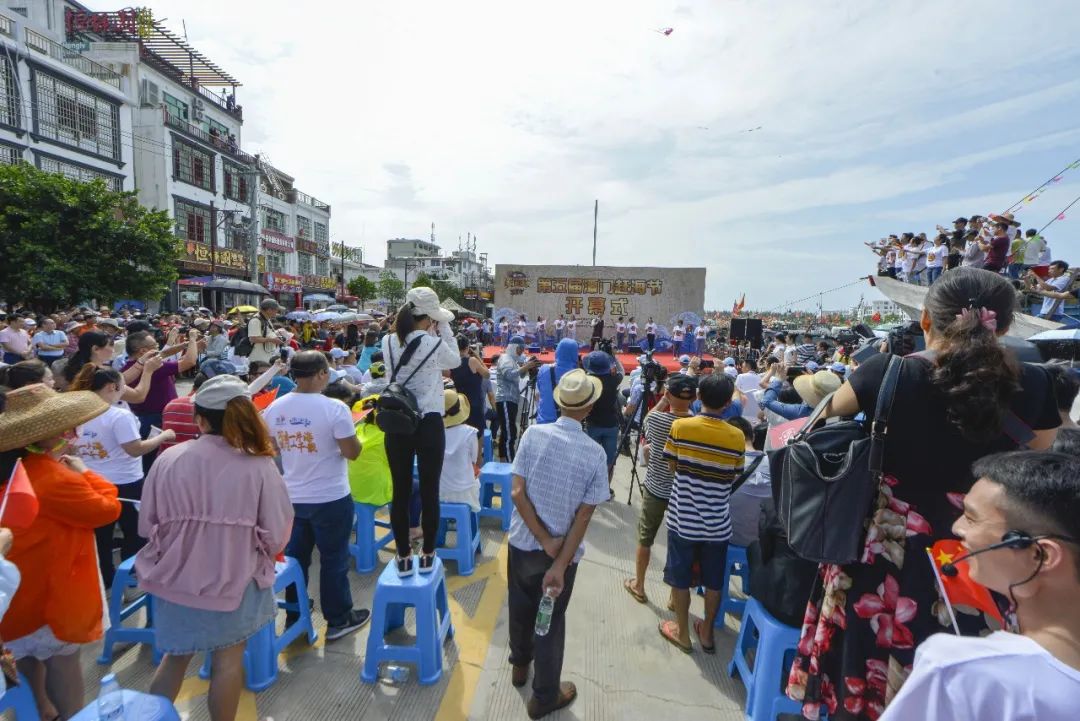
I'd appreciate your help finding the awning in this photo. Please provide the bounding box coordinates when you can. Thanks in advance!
[177,275,214,287]
[304,293,336,303]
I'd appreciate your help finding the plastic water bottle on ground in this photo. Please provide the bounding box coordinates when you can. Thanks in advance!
[535,588,556,637]
[380,663,411,686]
[97,673,124,721]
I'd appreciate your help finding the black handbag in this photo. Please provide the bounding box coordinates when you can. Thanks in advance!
[771,354,902,564]
[376,336,441,435]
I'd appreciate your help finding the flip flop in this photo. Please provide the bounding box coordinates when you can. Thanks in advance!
[693,618,716,655]
[624,578,647,604]
[658,620,692,654]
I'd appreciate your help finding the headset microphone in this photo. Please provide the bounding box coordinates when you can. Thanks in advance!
[941,530,1080,577]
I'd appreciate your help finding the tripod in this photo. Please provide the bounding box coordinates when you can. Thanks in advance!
[618,375,656,505]
[517,374,539,448]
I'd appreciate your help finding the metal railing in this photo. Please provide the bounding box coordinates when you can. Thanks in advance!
[196,83,243,121]
[0,13,13,38]
[24,28,122,89]
[295,190,330,212]
[163,108,255,165]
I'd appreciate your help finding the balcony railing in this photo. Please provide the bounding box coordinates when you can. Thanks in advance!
[295,190,330,212]
[0,13,13,38]
[163,108,255,165]
[25,28,122,89]
[196,83,243,122]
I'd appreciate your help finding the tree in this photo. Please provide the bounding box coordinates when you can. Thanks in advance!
[0,163,179,312]
[409,272,466,307]
[347,276,378,309]
[410,272,435,289]
[378,270,406,307]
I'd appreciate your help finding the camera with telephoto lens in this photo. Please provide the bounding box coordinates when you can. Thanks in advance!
[596,337,615,356]
[638,348,665,385]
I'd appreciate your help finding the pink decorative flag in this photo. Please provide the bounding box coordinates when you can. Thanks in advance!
[1053,176,1063,182]
[1059,213,1067,221]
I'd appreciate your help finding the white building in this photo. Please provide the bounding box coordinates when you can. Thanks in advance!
[385,234,493,292]
[0,2,133,190]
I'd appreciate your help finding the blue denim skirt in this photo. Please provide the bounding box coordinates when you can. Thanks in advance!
[154,579,275,655]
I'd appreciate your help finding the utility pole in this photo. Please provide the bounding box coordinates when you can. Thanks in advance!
[592,199,598,266]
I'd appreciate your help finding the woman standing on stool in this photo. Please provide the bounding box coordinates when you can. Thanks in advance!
[383,288,462,577]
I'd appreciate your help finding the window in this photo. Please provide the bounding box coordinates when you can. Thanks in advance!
[315,256,330,277]
[35,72,119,158]
[221,226,247,251]
[207,118,229,137]
[163,92,188,124]
[265,249,286,273]
[298,252,314,275]
[0,58,17,128]
[175,199,210,244]
[313,221,328,243]
[0,144,20,165]
[39,155,122,190]
[172,138,213,191]
[261,206,286,232]
[296,215,312,240]
[223,163,248,202]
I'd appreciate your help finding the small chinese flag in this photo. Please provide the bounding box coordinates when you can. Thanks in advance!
[928,539,1003,625]
[0,459,39,529]
[251,386,279,411]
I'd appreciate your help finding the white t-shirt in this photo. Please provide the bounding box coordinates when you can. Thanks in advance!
[1020,235,1047,265]
[925,243,946,268]
[515,320,527,335]
[879,632,1080,721]
[628,322,638,334]
[616,323,626,333]
[264,392,355,504]
[535,320,545,332]
[694,326,707,340]
[567,319,577,330]
[554,318,565,330]
[73,405,143,485]
[499,322,509,335]
[645,322,656,334]
[734,371,762,420]
[440,424,480,497]
[671,326,685,341]
[771,343,786,361]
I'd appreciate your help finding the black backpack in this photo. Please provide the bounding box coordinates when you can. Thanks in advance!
[375,336,441,435]
[232,315,268,358]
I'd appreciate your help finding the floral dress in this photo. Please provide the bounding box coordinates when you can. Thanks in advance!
[785,353,1059,720]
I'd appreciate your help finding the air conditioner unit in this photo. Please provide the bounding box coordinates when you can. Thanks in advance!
[140,78,160,108]
[286,189,298,203]
[192,98,205,121]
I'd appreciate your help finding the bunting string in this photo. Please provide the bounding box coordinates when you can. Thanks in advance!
[1038,193,1080,234]
[763,277,871,313]
[1004,157,1080,215]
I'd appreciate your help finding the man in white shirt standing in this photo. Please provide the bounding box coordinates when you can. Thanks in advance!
[693,323,707,356]
[554,315,565,344]
[615,317,627,351]
[670,319,685,357]
[264,351,369,641]
[1026,260,1072,321]
[247,299,283,365]
[627,317,639,351]
[880,451,1080,721]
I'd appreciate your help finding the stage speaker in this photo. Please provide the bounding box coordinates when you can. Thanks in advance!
[745,318,763,347]
[730,318,747,340]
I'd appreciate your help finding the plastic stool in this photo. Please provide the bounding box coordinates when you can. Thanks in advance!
[483,429,493,464]
[434,502,481,576]
[479,462,513,531]
[360,556,454,686]
[99,556,162,664]
[715,544,751,626]
[199,557,318,691]
[0,674,39,720]
[350,501,395,573]
[728,597,826,721]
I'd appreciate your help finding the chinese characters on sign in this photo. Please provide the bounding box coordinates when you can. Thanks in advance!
[183,241,248,271]
[302,275,336,291]
[263,273,303,294]
[528,275,662,317]
[296,239,319,255]
[65,8,154,38]
[261,229,295,253]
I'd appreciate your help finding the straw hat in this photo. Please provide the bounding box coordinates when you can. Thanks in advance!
[443,389,471,428]
[0,384,109,452]
[793,371,842,408]
[553,369,603,410]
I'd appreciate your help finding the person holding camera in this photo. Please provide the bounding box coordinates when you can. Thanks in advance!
[495,336,541,462]
[583,350,624,490]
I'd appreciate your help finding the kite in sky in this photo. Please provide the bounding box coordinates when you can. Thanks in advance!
[655,27,674,36]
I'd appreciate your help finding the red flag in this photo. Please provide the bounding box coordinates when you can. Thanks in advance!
[251,386,279,411]
[0,459,39,529]
[871,312,882,323]
[928,540,1003,625]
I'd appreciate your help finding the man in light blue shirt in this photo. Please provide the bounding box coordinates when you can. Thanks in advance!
[30,318,67,366]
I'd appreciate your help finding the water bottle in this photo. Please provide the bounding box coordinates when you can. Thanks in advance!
[379,663,411,686]
[97,673,124,721]
[535,587,556,637]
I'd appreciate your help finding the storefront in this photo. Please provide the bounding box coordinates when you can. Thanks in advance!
[301,275,337,306]
[172,241,258,312]
[263,272,304,310]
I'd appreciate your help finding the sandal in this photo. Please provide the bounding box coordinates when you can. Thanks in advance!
[693,619,715,655]
[623,578,647,604]
[658,620,692,654]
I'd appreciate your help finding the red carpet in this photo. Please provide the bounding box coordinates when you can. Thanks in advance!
[480,345,716,372]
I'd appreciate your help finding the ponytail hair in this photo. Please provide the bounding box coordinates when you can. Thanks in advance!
[394,302,429,344]
[194,396,275,456]
[924,268,1021,443]
[65,331,111,383]
[69,365,122,393]
[0,360,48,390]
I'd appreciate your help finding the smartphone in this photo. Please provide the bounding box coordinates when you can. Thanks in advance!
[279,348,289,362]
[148,425,162,439]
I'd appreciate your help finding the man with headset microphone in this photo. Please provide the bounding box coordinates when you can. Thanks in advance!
[879,451,1080,721]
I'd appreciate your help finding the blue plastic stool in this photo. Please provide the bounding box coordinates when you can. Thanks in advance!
[482,429,493,464]
[0,674,39,720]
[360,556,454,686]
[98,556,162,664]
[350,501,395,573]
[479,461,513,531]
[434,502,481,576]
[728,597,825,721]
[715,544,751,626]
[199,557,318,691]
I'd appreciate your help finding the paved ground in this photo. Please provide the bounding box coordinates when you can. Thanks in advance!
[77,456,750,721]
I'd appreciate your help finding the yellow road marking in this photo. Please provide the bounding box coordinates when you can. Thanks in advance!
[435,539,510,721]
[175,676,258,721]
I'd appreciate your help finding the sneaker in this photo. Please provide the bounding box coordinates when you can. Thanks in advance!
[325,609,371,641]
[418,553,436,574]
[396,555,415,578]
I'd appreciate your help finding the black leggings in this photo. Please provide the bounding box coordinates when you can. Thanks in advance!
[385,412,445,557]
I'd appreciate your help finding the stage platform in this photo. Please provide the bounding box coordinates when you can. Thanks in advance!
[479,343,716,372]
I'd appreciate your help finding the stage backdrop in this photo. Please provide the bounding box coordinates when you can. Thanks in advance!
[493,265,706,335]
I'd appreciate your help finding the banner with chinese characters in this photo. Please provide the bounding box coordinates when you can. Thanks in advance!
[463,287,479,300]
[302,275,337,291]
[296,239,319,255]
[493,264,705,326]
[261,229,295,253]
[263,272,303,294]
[182,241,249,272]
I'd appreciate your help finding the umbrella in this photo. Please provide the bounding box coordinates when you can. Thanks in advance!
[203,278,270,295]
[335,312,375,324]
[230,305,258,314]
[286,310,314,321]
[314,311,343,322]
[1027,328,1080,342]
[326,304,349,312]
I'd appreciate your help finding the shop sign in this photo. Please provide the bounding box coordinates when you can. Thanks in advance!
[296,239,318,254]
[183,241,248,271]
[65,8,153,38]
[263,272,303,294]
[261,229,295,252]
[479,289,493,301]
[302,275,336,291]
[463,287,479,300]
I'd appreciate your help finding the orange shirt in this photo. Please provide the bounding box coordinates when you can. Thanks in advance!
[0,454,120,644]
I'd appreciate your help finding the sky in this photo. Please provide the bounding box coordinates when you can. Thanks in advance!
[141,0,1080,312]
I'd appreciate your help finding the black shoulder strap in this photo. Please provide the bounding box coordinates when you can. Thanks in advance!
[393,337,442,389]
[729,453,765,494]
[868,354,903,475]
[548,365,556,389]
[387,336,423,383]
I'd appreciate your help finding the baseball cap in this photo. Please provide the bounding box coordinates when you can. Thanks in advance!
[194,375,250,410]
[329,347,347,360]
[508,335,525,346]
[678,354,691,366]
[829,362,847,375]
[723,357,736,367]
[805,360,820,372]
[723,366,738,378]
[665,374,698,400]
[329,369,348,384]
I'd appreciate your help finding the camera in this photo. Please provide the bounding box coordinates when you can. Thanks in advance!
[699,359,715,370]
[638,348,665,386]
[596,337,615,356]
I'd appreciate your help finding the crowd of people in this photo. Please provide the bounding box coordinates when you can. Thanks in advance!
[1,266,1079,720]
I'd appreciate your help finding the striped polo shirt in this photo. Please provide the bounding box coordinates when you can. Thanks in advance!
[663,414,745,542]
